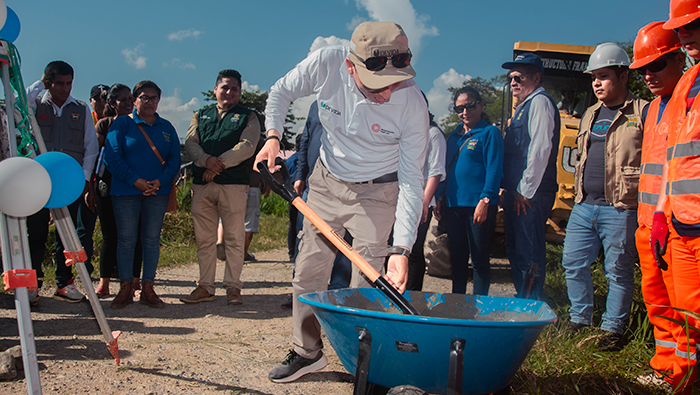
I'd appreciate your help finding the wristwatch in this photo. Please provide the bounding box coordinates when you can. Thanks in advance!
[387,246,410,258]
[480,197,490,205]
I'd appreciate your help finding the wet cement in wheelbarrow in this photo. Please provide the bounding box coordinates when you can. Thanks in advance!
[326,290,539,322]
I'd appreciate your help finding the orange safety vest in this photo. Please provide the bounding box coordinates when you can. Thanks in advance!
[665,63,700,224]
[638,99,664,227]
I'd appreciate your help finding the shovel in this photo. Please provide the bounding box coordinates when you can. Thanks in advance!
[257,158,419,315]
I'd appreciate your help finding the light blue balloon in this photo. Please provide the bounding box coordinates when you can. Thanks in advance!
[35,152,85,209]
[0,7,19,43]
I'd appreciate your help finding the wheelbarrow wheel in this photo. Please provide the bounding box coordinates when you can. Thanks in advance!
[386,385,428,395]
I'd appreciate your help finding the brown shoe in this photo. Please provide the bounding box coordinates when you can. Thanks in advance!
[140,281,164,308]
[111,281,133,309]
[180,286,215,304]
[226,288,243,305]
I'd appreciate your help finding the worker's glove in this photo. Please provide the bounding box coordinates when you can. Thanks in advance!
[650,211,669,271]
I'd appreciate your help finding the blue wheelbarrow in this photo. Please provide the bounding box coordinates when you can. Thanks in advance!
[299,288,557,395]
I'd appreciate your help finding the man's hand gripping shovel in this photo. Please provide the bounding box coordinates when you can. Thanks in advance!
[257,158,419,315]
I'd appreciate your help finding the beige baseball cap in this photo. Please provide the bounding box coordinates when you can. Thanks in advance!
[350,22,416,90]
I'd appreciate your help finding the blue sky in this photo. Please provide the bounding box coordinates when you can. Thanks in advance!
[8,0,668,139]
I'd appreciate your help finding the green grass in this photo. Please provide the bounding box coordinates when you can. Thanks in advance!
[510,244,665,394]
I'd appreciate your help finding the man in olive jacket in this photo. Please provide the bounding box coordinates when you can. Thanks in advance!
[562,43,648,351]
[181,69,260,306]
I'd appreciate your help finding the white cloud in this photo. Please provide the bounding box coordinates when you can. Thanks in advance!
[308,36,352,56]
[122,44,147,69]
[163,58,196,70]
[157,89,201,141]
[291,95,317,134]
[353,0,438,57]
[346,15,367,31]
[168,28,202,41]
[426,68,471,125]
[242,81,260,92]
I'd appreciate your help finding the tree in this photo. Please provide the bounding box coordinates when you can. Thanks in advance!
[201,89,301,150]
[441,74,508,133]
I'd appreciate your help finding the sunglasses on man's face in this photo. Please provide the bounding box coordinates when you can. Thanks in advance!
[673,18,700,33]
[508,74,528,84]
[453,100,481,113]
[636,55,672,75]
[351,50,412,72]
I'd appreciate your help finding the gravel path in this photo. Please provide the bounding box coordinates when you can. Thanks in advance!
[0,249,515,394]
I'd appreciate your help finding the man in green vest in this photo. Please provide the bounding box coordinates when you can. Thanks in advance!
[181,69,260,305]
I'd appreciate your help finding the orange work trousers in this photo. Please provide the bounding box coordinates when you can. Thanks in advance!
[669,223,700,393]
[636,225,678,374]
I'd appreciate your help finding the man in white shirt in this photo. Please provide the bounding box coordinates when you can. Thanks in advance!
[257,22,428,383]
[25,60,99,304]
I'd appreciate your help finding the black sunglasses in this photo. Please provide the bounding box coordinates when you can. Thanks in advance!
[636,54,673,75]
[453,100,482,113]
[674,18,700,33]
[351,50,412,72]
[507,74,528,84]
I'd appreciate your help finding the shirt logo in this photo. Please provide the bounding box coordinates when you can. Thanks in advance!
[371,123,395,135]
[201,115,211,120]
[516,109,524,121]
[467,140,478,150]
[231,114,240,122]
[70,113,80,121]
[320,102,341,116]
[163,133,170,142]
[627,118,638,127]
[37,114,50,121]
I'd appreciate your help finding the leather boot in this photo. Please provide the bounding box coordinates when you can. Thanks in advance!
[140,281,164,308]
[111,281,133,309]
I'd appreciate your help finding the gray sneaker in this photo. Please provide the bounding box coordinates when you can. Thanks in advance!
[53,281,85,303]
[268,350,327,383]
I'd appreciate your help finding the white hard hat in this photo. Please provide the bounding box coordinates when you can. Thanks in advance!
[585,42,631,73]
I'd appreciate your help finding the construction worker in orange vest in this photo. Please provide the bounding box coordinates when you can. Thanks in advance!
[653,1,700,392]
[630,21,685,389]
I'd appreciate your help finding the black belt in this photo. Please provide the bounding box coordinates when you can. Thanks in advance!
[355,172,398,184]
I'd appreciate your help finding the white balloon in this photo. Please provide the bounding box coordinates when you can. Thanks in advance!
[0,1,7,33]
[0,157,51,217]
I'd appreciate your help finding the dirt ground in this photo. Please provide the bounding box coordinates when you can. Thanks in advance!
[0,249,516,395]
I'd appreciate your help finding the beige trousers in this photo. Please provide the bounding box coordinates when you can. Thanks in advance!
[191,183,248,294]
[293,161,398,358]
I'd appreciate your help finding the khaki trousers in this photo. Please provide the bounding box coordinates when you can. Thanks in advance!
[191,183,248,294]
[293,161,398,358]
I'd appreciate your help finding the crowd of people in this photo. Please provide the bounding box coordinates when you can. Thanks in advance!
[19,0,700,390]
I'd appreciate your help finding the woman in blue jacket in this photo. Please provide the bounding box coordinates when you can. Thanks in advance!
[105,80,181,309]
[438,86,503,295]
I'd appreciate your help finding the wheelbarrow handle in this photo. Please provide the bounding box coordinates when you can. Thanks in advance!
[257,159,419,316]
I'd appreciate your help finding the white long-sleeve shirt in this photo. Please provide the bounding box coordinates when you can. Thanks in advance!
[26,80,99,181]
[514,87,556,199]
[265,46,429,249]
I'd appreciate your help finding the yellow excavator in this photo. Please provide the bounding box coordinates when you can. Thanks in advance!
[500,41,597,242]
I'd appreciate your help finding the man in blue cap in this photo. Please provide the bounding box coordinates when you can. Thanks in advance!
[500,53,560,301]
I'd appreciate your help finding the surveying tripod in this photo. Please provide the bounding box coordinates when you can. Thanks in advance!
[0,40,120,395]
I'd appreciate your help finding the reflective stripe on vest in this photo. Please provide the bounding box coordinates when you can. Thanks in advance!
[672,140,700,158]
[676,348,698,360]
[641,163,663,176]
[639,191,659,206]
[669,179,700,195]
[656,339,677,349]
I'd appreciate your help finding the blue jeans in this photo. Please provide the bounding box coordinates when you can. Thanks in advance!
[112,194,169,282]
[446,205,497,295]
[562,202,637,334]
[295,189,352,289]
[503,189,555,300]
